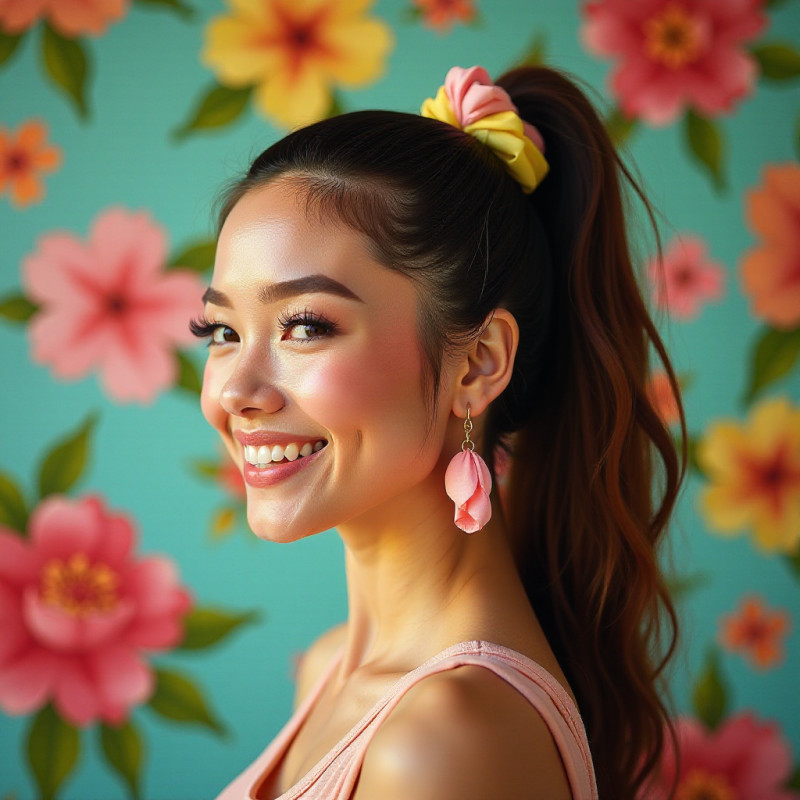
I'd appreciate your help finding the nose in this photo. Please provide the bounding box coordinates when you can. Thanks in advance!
[219,349,285,417]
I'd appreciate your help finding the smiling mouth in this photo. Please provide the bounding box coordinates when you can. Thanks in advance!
[243,440,327,468]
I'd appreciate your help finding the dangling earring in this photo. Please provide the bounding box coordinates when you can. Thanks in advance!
[444,404,492,534]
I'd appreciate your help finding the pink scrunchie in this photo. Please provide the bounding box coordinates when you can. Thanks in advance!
[444,65,546,154]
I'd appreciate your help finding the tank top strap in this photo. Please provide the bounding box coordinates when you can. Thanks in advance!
[332,640,598,800]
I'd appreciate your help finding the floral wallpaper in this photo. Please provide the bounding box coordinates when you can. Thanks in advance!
[1,0,798,798]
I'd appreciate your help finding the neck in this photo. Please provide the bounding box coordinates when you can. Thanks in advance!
[334,473,533,680]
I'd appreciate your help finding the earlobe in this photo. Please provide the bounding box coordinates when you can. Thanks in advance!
[454,309,519,416]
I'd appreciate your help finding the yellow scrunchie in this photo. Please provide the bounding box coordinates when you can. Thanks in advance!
[421,85,549,194]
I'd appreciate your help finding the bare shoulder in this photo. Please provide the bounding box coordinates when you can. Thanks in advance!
[292,622,348,710]
[353,665,572,800]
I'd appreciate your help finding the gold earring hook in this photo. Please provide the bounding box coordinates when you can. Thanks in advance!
[461,404,474,452]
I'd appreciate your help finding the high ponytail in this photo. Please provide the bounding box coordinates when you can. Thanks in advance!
[496,66,687,798]
[216,66,687,798]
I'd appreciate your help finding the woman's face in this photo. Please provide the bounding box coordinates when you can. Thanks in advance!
[199,181,453,541]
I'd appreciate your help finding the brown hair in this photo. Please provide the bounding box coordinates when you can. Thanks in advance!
[218,65,686,799]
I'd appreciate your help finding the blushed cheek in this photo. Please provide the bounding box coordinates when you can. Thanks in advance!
[200,362,226,434]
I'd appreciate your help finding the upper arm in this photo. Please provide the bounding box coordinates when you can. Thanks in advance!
[353,666,572,800]
[292,622,347,711]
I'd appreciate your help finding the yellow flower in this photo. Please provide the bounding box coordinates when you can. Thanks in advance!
[697,397,800,554]
[203,0,394,129]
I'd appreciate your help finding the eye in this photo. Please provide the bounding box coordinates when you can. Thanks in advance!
[211,325,239,344]
[278,309,337,342]
[189,317,239,346]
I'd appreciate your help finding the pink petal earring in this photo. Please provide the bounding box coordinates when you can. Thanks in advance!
[444,404,492,534]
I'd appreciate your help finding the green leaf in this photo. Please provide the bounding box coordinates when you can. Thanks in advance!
[691,647,728,730]
[665,571,710,601]
[99,720,144,800]
[175,350,202,395]
[327,90,344,119]
[682,433,703,476]
[743,326,800,405]
[766,0,789,7]
[133,0,194,19]
[518,32,548,67]
[785,549,800,581]
[167,239,216,272]
[40,24,90,120]
[37,413,98,499]
[752,42,800,80]
[685,111,726,192]
[147,667,227,736]
[179,606,261,651]
[0,469,29,534]
[0,293,38,323]
[604,107,638,147]
[190,459,221,480]
[26,705,81,800]
[173,82,252,141]
[787,764,800,790]
[0,31,25,70]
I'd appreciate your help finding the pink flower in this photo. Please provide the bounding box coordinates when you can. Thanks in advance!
[0,495,192,727]
[0,0,128,36]
[23,207,204,403]
[647,713,799,800]
[445,449,492,533]
[740,163,800,329]
[646,369,681,426]
[647,234,725,319]
[581,0,767,125]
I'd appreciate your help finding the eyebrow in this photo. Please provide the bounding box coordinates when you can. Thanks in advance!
[202,274,364,308]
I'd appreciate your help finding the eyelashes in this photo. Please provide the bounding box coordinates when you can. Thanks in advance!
[190,309,338,346]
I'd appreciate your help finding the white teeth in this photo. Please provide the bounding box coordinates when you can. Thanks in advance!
[242,439,326,467]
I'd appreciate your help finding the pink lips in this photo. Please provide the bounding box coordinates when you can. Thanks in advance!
[232,429,328,489]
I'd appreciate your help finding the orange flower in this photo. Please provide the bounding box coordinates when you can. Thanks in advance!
[719,595,790,670]
[0,0,127,36]
[413,0,476,32]
[697,396,800,554]
[204,0,394,129]
[0,120,62,208]
[646,369,681,427]
[740,163,800,330]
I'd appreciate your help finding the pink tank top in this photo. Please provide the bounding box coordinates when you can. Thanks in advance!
[214,640,599,800]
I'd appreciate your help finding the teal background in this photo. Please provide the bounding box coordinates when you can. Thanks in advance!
[1,0,798,797]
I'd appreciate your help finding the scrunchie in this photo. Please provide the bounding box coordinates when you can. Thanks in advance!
[420,65,549,194]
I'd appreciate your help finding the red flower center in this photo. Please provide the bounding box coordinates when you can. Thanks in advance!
[40,552,119,616]
[676,768,735,800]
[106,293,128,315]
[644,3,705,69]
[742,441,800,514]
[5,148,29,176]
[673,264,696,287]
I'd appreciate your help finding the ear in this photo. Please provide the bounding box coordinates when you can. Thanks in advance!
[452,309,519,418]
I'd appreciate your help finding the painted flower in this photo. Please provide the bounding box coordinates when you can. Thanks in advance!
[203,0,394,129]
[0,495,192,726]
[646,369,681,427]
[23,207,205,404]
[219,458,247,500]
[719,595,790,670]
[445,449,492,533]
[697,396,800,554]
[0,120,61,209]
[581,0,767,125]
[413,0,476,32]
[0,0,128,36]
[647,713,799,800]
[740,163,800,330]
[647,234,725,319]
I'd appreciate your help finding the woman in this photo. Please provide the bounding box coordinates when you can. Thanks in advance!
[195,65,686,800]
